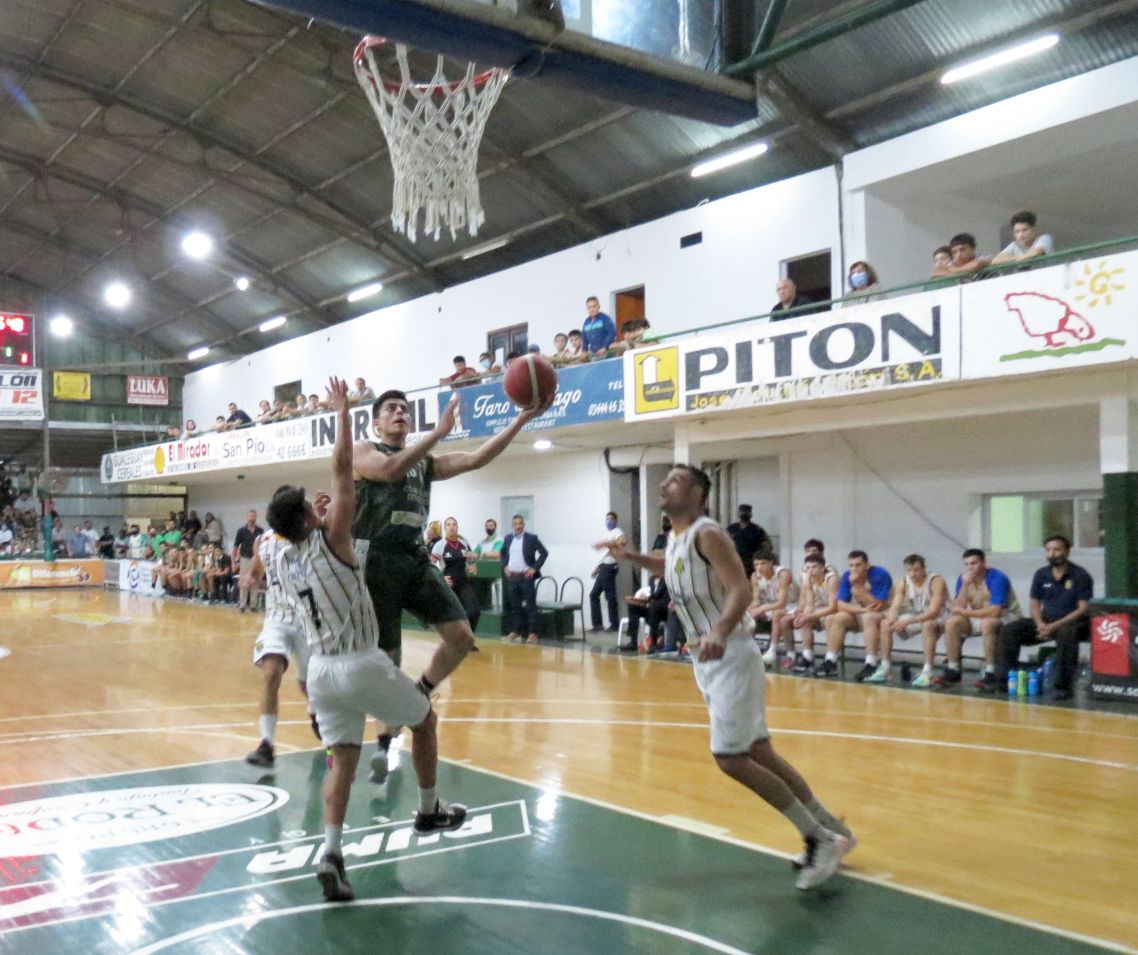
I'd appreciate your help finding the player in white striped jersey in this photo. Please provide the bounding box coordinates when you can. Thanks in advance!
[243,522,320,768]
[265,376,466,904]
[781,553,840,674]
[747,554,798,668]
[605,464,854,891]
[876,554,948,688]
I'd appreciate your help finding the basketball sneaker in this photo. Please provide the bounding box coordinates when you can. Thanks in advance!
[815,659,838,678]
[931,666,962,689]
[414,800,467,834]
[795,832,848,890]
[911,669,934,688]
[864,662,891,684]
[245,739,274,768]
[974,671,1001,692]
[369,747,389,785]
[316,850,354,902]
[791,653,813,674]
[791,820,857,869]
[853,662,876,682]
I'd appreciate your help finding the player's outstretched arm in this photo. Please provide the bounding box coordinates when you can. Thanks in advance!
[324,376,357,561]
[433,391,555,480]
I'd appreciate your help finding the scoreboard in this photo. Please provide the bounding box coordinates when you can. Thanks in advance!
[0,312,35,366]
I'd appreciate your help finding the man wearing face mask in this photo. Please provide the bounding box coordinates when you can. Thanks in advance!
[726,505,771,574]
[990,535,1092,701]
[474,518,503,556]
[477,352,501,379]
[589,511,627,632]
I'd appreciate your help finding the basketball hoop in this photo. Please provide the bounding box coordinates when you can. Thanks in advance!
[353,36,510,243]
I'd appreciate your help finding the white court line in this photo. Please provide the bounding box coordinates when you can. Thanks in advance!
[1,717,1134,771]
[0,745,1131,953]
[124,896,754,955]
[447,758,1138,955]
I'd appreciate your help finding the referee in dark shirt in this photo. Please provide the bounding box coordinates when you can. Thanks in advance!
[996,535,1093,700]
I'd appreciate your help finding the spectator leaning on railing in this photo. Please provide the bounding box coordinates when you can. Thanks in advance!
[931,233,991,279]
[581,296,616,357]
[991,211,1054,265]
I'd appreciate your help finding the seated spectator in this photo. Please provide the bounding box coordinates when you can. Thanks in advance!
[991,211,1054,265]
[747,552,798,667]
[549,333,568,360]
[875,554,948,687]
[843,261,882,302]
[931,233,991,278]
[932,246,953,272]
[308,393,326,414]
[0,520,14,554]
[96,526,116,559]
[180,419,199,439]
[617,318,651,351]
[440,355,480,387]
[477,352,501,378]
[349,377,376,404]
[581,296,616,357]
[293,394,309,416]
[621,574,670,653]
[164,424,181,440]
[991,535,1091,701]
[282,400,298,417]
[213,415,226,432]
[817,550,892,679]
[203,512,223,547]
[222,402,252,430]
[182,509,202,539]
[783,553,839,674]
[934,548,1020,691]
[253,399,274,424]
[770,278,816,320]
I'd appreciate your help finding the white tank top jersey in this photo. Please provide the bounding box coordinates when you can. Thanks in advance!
[902,572,943,615]
[755,565,800,605]
[801,570,838,609]
[257,532,305,626]
[285,529,381,655]
[665,516,750,642]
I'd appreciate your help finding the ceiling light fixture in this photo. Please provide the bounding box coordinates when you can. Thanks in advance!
[181,230,214,260]
[103,281,132,309]
[941,34,1060,85]
[690,141,768,178]
[187,346,210,360]
[347,281,384,303]
[49,314,74,338]
[461,237,510,261]
[259,315,287,333]
[234,276,251,291]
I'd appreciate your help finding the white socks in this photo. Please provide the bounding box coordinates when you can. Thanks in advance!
[784,799,826,840]
[259,714,277,744]
[825,651,838,663]
[418,787,437,815]
[324,824,342,855]
[865,654,878,667]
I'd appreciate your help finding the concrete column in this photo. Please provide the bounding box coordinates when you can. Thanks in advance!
[1100,396,1138,597]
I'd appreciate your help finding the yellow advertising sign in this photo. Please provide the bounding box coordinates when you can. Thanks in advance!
[632,347,680,414]
[53,371,91,401]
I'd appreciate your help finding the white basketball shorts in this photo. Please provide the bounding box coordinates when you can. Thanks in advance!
[692,635,768,754]
[253,619,310,682]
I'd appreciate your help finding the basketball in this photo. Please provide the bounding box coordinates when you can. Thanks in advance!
[503,353,558,410]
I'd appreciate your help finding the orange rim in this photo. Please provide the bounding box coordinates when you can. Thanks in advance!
[353,35,503,95]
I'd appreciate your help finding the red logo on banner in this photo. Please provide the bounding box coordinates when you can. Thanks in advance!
[1093,614,1131,676]
[127,375,169,406]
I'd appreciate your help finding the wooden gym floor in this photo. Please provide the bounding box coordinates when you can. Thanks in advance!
[1,589,1136,953]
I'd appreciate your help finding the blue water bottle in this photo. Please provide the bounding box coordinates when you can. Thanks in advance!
[1007,670,1018,695]
[1040,658,1053,692]
[1027,670,1040,697]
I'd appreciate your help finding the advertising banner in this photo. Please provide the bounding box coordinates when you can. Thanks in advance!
[437,358,625,442]
[127,375,170,406]
[0,367,44,422]
[623,290,960,422]
[102,407,377,484]
[1090,607,1138,703]
[0,559,104,588]
[53,371,91,401]
[118,559,164,596]
[960,250,1138,380]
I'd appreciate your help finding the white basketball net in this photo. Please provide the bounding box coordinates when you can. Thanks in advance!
[354,43,509,243]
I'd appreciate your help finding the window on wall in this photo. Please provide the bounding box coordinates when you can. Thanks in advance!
[487,323,528,365]
[986,492,1103,553]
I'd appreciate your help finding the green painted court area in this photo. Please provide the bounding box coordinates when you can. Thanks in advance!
[0,754,1109,954]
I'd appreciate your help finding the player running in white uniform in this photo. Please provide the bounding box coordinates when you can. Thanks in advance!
[605,464,854,891]
[243,500,332,768]
[265,377,466,903]
[875,554,948,687]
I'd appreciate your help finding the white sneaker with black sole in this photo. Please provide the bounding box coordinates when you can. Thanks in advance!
[795,832,849,890]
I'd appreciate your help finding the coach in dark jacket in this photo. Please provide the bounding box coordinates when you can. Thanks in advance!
[500,514,549,644]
